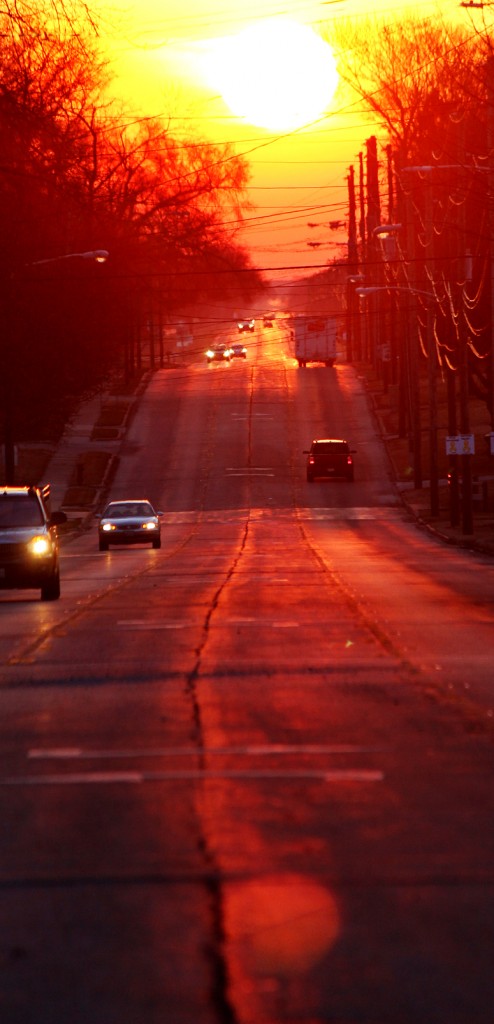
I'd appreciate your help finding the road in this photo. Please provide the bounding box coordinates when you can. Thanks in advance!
[1,321,494,1024]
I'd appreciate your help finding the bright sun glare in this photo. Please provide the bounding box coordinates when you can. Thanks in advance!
[202,19,338,132]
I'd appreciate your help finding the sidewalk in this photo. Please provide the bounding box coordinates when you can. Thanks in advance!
[42,378,146,530]
[360,368,494,556]
[44,392,113,513]
[397,480,494,556]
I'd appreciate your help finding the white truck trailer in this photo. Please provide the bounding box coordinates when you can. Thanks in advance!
[291,316,338,367]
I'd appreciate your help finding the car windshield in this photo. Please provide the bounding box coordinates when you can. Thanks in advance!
[105,502,154,519]
[0,495,44,528]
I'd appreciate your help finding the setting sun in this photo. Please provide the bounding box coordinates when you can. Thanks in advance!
[202,18,339,131]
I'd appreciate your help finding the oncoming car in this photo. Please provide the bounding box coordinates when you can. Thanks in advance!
[97,500,163,550]
[230,342,247,359]
[304,439,356,482]
[237,318,255,333]
[0,485,66,601]
[206,343,231,364]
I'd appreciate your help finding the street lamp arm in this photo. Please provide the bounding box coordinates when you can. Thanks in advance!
[30,249,109,266]
[356,286,436,299]
[373,224,402,236]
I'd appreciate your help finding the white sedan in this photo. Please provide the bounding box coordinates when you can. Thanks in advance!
[97,500,163,551]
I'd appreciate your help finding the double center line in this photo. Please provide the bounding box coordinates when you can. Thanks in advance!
[0,745,385,787]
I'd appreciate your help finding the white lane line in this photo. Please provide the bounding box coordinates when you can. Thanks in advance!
[117,621,190,629]
[116,617,301,629]
[225,470,275,476]
[1,769,384,786]
[1,772,144,785]
[28,744,384,760]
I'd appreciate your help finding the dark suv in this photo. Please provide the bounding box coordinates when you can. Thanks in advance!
[0,486,66,600]
[304,439,355,482]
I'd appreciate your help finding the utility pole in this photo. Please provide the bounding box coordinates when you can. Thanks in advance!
[425,176,440,518]
[346,166,358,362]
[366,137,382,368]
[487,55,494,430]
[459,314,474,534]
[358,152,366,253]
[403,186,423,489]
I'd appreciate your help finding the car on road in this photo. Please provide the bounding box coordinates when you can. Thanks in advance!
[230,342,247,359]
[304,439,355,482]
[206,343,232,363]
[237,318,255,332]
[0,485,66,600]
[97,499,163,550]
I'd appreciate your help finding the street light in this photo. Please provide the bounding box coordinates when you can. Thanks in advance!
[30,249,109,267]
[373,224,402,236]
[356,286,435,299]
[2,249,109,484]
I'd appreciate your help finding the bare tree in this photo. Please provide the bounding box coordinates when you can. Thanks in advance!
[329,15,486,165]
[0,0,264,437]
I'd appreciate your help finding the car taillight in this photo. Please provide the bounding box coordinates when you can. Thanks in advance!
[347,455,353,465]
[309,456,315,465]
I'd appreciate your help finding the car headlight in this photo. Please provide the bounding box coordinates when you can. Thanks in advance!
[142,521,157,531]
[102,522,115,532]
[28,535,52,556]
[206,349,214,358]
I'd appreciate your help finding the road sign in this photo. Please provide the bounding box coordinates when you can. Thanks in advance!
[445,434,475,455]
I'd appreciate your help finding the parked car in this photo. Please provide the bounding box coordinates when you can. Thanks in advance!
[304,439,355,482]
[0,485,66,600]
[206,343,232,363]
[97,499,163,550]
[230,342,247,359]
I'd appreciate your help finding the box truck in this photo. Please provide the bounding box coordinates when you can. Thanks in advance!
[291,316,337,367]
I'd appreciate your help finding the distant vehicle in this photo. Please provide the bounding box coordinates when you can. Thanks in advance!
[237,318,255,333]
[97,500,163,550]
[0,485,66,600]
[291,316,338,367]
[262,314,274,327]
[206,343,232,363]
[304,439,355,482]
[230,342,247,359]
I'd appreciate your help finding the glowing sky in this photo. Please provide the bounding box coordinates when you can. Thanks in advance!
[98,0,476,277]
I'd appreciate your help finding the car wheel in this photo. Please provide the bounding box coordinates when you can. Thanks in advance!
[41,572,61,601]
[152,535,161,549]
[99,537,109,551]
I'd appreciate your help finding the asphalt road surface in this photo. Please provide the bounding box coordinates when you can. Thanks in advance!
[1,321,494,1024]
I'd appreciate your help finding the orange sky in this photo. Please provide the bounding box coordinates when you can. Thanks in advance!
[98,0,478,281]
